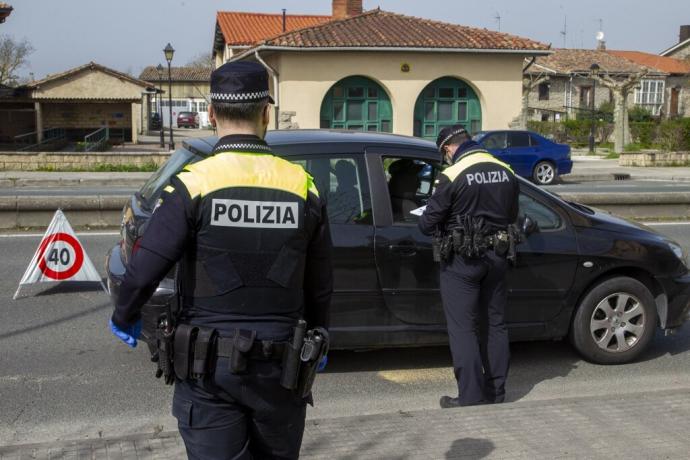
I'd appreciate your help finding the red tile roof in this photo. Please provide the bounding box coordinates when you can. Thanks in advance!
[139,66,211,82]
[606,50,690,75]
[530,49,661,75]
[254,9,549,51]
[216,11,331,46]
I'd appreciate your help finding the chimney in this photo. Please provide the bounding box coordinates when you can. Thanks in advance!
[282,9,286,32]
[332,0,363,20]
[596,40,606,50]
[680,25,690,43]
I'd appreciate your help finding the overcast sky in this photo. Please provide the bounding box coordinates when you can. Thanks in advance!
[3,0,688,80]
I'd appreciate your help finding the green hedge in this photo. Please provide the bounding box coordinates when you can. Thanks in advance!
[529,118,690,151]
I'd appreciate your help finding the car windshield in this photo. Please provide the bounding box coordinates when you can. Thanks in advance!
[473,132,488,142]
[179,112,194,117]
[139,148,199,205]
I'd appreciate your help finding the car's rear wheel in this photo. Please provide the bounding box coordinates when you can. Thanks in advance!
[570,276,657,364]
[532,161,557,185]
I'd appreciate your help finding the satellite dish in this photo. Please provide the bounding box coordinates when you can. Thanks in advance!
[596,31,605,41]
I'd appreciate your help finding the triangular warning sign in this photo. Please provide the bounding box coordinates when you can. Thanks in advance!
[13,210,107,299]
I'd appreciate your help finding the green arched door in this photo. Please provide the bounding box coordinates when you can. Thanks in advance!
[414,77,482,140]
[320,76,392,132]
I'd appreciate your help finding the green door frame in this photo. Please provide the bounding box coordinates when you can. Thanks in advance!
[414,77,482,141]
[320,76,393,133]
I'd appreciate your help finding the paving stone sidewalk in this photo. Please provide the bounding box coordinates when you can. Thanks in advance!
[2,388,689,459]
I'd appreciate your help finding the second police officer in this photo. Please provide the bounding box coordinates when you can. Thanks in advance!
[419,125,520,408]
[109,61,333,459]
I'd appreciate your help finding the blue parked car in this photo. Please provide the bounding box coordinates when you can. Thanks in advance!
[474,130,572,185]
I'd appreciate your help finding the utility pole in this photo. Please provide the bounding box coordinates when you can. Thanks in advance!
[494,12,501,32]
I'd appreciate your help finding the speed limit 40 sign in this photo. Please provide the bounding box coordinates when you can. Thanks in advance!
[14,210,105,299]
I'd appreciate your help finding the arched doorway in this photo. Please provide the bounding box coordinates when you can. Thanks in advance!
[414,77,482,140]
[320,76,392,132]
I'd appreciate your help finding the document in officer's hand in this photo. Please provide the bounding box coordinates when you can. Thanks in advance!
[409,205,427,216]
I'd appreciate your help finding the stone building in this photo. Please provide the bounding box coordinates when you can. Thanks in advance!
[212,0,550,140]
[523,49,686,122]
[0,62,155,147]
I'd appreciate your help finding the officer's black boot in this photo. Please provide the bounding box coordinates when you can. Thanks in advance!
[440,395,487,409]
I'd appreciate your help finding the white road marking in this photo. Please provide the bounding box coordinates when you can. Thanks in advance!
[647,222,690,226]
[0,232,119,238]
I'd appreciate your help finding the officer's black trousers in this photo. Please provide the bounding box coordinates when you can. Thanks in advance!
[173,358,307,460]
[440,251,510,406]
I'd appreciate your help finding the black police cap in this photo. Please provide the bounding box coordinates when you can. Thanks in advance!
[210,61,275,104]
[436,124,468,151]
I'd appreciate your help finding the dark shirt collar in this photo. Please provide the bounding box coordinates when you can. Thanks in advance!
[212,134,272,155]
[451,139,484,164]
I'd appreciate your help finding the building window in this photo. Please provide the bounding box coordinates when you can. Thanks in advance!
[634,79,665,116]
[413,77,482,141]
[538,83,550,101]
[579,86,592,108]
[320,76,393,132]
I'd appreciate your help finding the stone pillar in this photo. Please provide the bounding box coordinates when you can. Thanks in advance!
[131,102,140,144]
[34,102,43,143]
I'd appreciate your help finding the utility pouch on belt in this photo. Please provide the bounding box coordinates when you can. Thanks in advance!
[296,327,330,399]
[155,313,176,385]
[192,327,217,380]
[493,231,510,257]
[174,324,198,381]
[280,320,307,390]
[230,329,256,375]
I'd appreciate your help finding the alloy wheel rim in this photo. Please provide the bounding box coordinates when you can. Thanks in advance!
[590,292,646,353]
[537,164,554,184]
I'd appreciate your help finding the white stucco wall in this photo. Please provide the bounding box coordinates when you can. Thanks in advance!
[265,51,527,135]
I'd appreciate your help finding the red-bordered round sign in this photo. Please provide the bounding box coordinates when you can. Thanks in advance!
[37,232,84,280]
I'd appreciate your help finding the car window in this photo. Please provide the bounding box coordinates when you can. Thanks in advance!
[509,132,530,148]
[382,157,439,224]
[139,148,199,205]
[290,156,372,225]
[481,132,507,150]
[519,193,562,231]
[529,134,540,146]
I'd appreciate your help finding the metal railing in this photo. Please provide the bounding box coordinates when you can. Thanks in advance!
[14,128,66,151]
[83,127,109,152]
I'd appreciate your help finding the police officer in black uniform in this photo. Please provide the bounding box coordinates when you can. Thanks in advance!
[109,61,333,459]
[419,125,519,408]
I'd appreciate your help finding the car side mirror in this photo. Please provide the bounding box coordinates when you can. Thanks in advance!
[521,215,539,236]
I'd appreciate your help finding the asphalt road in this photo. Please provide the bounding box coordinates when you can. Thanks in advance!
[2,225,690,446]
[1,180,690,197]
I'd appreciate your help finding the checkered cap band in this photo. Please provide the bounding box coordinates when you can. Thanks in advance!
[210,90,270,102]
[438,127,468,151]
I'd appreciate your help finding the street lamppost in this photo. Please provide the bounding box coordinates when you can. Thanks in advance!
[589,63,600,153]
[163,43,175,150]
[156,64,165,148]
[0,4,13,23]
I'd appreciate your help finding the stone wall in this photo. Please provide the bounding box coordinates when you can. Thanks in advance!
[0,151,170,171]
[41,102,132,130]
[619,151,690,166]
[527,76,616,121]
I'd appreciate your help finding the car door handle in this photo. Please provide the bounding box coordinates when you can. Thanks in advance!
[389,242,417,256]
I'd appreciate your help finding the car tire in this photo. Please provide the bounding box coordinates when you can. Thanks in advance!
[532,161,557,185]
[570,276,657,364]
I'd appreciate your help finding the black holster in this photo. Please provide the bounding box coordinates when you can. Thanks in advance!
[280,320,307,390]
[296,327,330,399]
[230,329,256,375]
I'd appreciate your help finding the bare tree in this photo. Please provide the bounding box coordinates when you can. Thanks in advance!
[0,35,34,86]
[521,74,549,129]
[186,52,213,68]
[592,71,648,154]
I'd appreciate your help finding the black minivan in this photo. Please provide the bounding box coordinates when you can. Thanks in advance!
[106,130,690,364]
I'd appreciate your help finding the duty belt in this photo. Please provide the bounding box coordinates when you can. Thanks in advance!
[216,337,287,361]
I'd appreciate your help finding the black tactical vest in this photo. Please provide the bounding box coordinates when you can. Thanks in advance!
[176,148,318,318]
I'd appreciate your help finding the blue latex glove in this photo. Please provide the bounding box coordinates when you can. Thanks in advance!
[109,319,142,348]
[317,355,328,372]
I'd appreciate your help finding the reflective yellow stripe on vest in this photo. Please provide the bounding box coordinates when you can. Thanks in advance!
[177,152,313,200]
[442,151,514,182]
